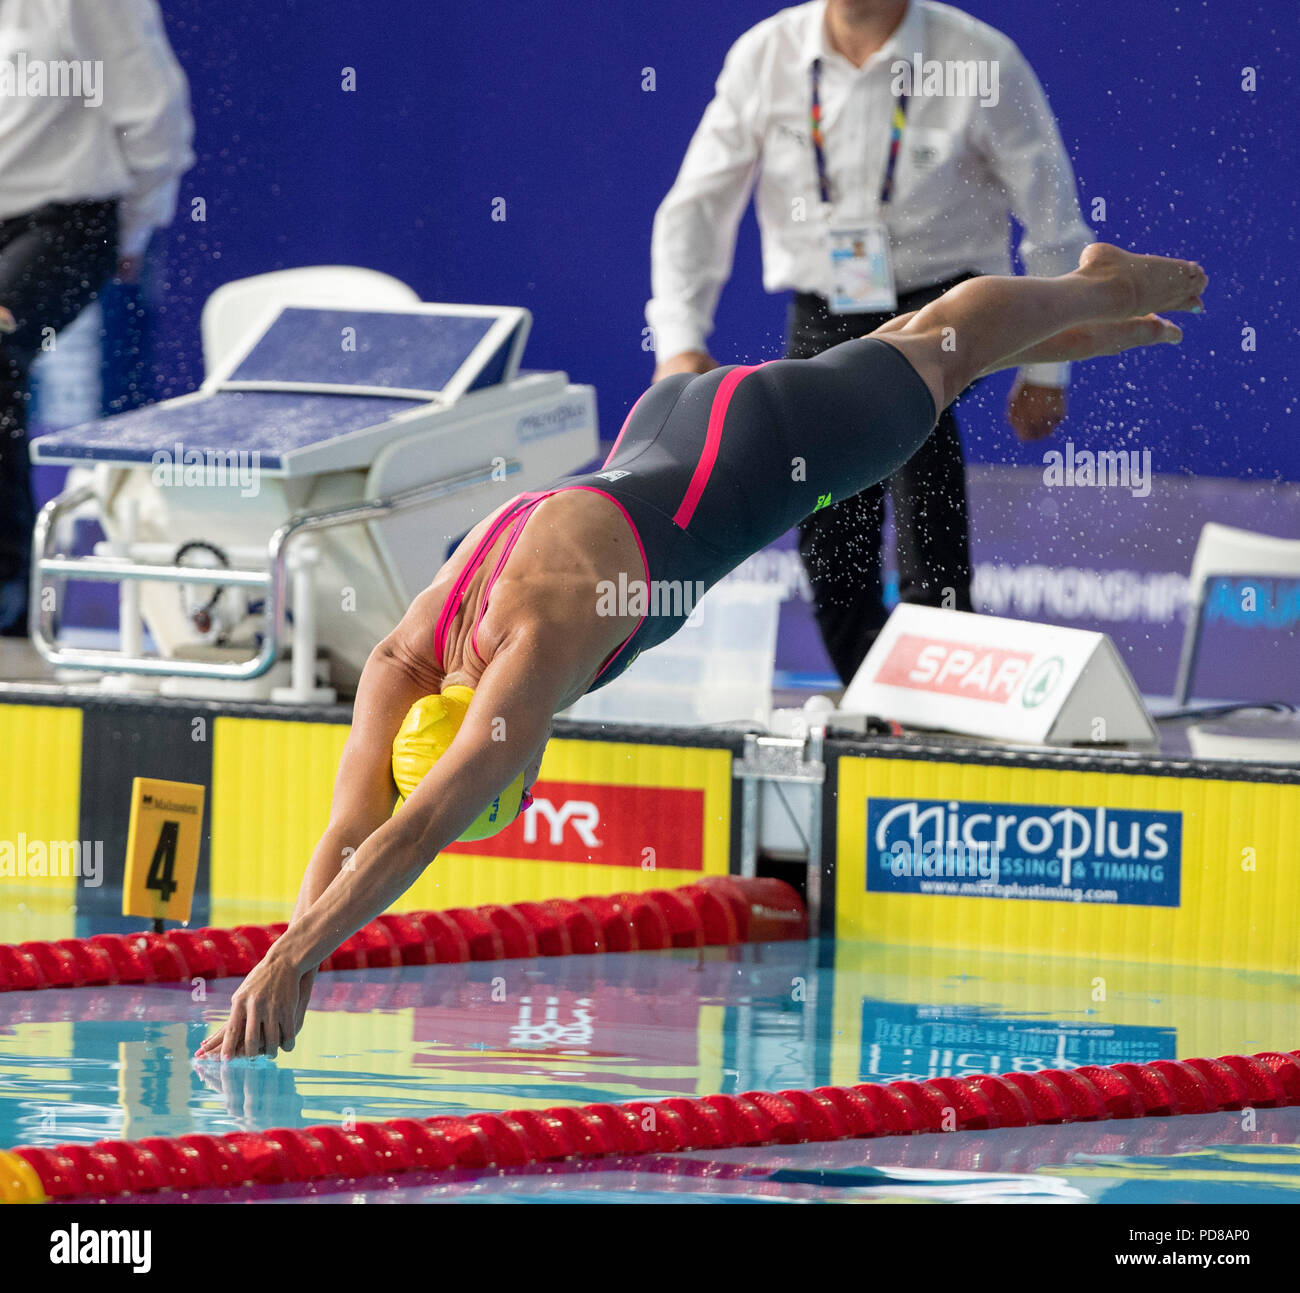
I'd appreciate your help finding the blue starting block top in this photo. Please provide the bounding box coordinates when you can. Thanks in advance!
[31,390,427,471]
[223,307,516,395]
[31,302,531,474]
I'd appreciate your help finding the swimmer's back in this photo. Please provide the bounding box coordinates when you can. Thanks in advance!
[394,489,642,705]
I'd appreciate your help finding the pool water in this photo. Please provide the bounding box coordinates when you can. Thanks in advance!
[1,930,1297,1203]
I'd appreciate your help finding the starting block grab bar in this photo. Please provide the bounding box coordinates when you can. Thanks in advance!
[29,459,522,682]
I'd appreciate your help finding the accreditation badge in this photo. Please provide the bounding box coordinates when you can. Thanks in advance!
[826,219,897,314]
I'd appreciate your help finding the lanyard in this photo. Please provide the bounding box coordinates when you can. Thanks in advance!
[810,56,909,210]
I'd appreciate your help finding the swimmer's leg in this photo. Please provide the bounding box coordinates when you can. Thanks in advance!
[870,244,1208,412]
[872,308,1183,372]
[972,314,1184,376]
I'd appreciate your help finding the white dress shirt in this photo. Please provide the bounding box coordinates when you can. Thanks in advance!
[648,0,1093,386]
[0,0,194,255]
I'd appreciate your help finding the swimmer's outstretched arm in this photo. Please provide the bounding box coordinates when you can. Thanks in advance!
[195,640,424,1060]
[287,642,435,924]
[197,636,566,1060]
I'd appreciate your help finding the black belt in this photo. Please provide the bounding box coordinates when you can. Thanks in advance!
[0,198,118,230]
[793,272,975,318]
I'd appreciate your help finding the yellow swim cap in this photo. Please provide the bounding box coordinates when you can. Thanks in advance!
[391,685,527,841]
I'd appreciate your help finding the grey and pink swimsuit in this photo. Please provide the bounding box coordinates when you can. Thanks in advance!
[436,335,937,694]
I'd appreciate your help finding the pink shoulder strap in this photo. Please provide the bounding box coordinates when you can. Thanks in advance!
[433,495,538,670]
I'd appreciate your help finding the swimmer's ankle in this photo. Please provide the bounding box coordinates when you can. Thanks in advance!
[1069,268,1132,321]
[1074,243,1139,319]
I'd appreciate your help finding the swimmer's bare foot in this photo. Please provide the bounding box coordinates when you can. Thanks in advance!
[993,313,1182,374]
[1012,313,1183,368]
[1077,243,1208,319]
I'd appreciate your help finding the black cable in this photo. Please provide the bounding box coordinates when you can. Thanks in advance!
[174,540,229,637]
[1156,701,1297,723]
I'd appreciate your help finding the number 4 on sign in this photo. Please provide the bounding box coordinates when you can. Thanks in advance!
[123,778,205,926]
[147,822,180,902]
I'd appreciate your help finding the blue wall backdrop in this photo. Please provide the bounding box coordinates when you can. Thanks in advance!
[149,0,1296,479]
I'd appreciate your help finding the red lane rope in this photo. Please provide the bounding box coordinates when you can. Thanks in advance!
[0,876,807,993]
[11,1049,1300,1201]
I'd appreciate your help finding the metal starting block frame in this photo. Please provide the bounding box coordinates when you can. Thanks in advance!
[734,728,828,912]
[28,298,599,701]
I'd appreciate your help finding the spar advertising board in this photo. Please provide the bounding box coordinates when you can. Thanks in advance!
[841,605,1157,746]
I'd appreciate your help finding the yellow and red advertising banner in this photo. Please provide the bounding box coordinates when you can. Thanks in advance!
[210,718,735,916]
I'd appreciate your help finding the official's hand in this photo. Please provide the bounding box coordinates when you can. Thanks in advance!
[653,350,717,383]
[1007,382,1067,441]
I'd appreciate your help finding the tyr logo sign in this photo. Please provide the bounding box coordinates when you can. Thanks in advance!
[446,780,705,867]
[524,798,601,847]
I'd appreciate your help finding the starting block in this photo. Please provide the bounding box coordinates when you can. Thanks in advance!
[29,283,598,700]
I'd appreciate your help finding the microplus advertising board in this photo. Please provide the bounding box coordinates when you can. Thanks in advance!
[865,796,1183,908]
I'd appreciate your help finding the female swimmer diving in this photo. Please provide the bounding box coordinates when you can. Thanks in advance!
[199,243,1207,1059]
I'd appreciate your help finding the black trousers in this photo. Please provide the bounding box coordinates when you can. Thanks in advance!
[0,200,118,629]
[788,276,975,685]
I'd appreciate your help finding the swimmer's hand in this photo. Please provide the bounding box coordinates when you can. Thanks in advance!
[196,955,316,1061]
[653,349,717,383]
